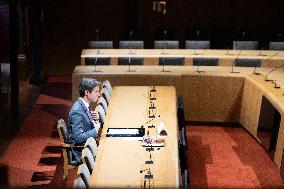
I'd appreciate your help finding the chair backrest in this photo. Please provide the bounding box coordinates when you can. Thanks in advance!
[82,148,95,174]
[73,176,86,189]
[235,58,261,67]
[119,41,144,49]
[269,41,284,50]
[192,58,219,66]
[118,57,144,65]
[159,57,185,66]
[100,88,111,104]
[57,119,70,144]
[95,104,106,124]
[84,137,98,158]
[85,57,111,65]
[154,40,179,49]
[88,41,113,49]
[233,41,258,50]
[77,164,91,188]
[102,80,112,95]
[97,96,108,112]
[185,40,210,49]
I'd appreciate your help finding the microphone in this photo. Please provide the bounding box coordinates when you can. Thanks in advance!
[161,30,170,72]
[127,30,135,72]
[231,49,242,73]
[264,63,284,88]
[140,168,149,173]
[96,29,99,55]
[196,49,206,73]
[129,30,133,54]
[253,50,282,75]
[93,28,102,72]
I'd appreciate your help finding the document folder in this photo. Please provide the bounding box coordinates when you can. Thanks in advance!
[106,127,145,137]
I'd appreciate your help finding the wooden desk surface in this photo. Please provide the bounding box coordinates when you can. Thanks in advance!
[90,86,180,188]
[81,49,284,67]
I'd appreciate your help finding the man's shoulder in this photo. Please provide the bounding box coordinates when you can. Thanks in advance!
[70,99,84,113]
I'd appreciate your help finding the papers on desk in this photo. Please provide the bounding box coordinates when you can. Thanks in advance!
[106,127,145,137]
[141,135,165,147]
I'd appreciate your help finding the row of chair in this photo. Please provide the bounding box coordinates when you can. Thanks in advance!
[85,40,271,66]
[88,40,284,50]
[73,81,113,188]
[73,137,98,188]
[88,56,261,67]
[57,80,113,186]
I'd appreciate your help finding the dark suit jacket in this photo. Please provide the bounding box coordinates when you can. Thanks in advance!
[68,98,98,163]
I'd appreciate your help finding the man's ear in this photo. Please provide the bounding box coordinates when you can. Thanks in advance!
[84,90,89,96]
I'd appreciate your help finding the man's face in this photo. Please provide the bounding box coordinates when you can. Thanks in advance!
[86,85,100,103]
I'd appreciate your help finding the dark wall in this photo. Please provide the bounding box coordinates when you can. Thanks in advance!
[0,3,9,62]
[41,0,284,76]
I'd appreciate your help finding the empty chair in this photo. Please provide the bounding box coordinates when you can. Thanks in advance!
[118,41,145,65]
[86,41,113,65]
[159,57,185,66]
[77,163,91,188]
[82,148,95,174]
[119,41,144,49]
[73,176,86,189]
[100,87,111,104]
[154,40,179,49]
[269,41,284,50]
[97,96,108,112]
[84,137,98,159]
[102,80,112,95]
[235,58,261,67]
[95,104,106,125]
[118,57,144,65]
[192,58,219,66]
[57,119,83,181]
[88,41,113,49]
[233,41,258,50]
[185,40,210,49]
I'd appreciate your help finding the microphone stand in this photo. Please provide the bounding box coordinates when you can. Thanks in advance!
[127,53,136,72]
[264,63,284,82]
[93,29,102,72]
[254,51,282,75]
[231,50,242,73]
[161,30,170,72]
[196,49,206,73]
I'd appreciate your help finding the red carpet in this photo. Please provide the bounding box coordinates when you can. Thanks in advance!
[0,76,283,188]
[187,125,284,188]
[0,76,72,188]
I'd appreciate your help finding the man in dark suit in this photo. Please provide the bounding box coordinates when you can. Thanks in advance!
[68,77,101,164]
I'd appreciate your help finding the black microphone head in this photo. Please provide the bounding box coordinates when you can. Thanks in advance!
[140,170,143,173]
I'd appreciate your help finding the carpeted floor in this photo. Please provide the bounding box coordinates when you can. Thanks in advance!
[187,125,284,188]
[0,76,283,188]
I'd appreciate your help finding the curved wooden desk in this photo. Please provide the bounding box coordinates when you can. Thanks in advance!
[72,65,284,167]
[81,49,284,67]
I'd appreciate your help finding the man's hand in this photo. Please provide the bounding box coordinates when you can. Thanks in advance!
[93,121,101,132]
[90,110,100,120]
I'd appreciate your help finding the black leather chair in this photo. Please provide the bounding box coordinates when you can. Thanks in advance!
[118,41,144,65]
[86,41,113,65]
[233,41,258,50]
[235,58,261,67]
[269,42,284,50]
[185,40,210,49]
[193,58,219,66]
[119,41,144,49]
[159,57,185,66]
[154,40,179,49]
